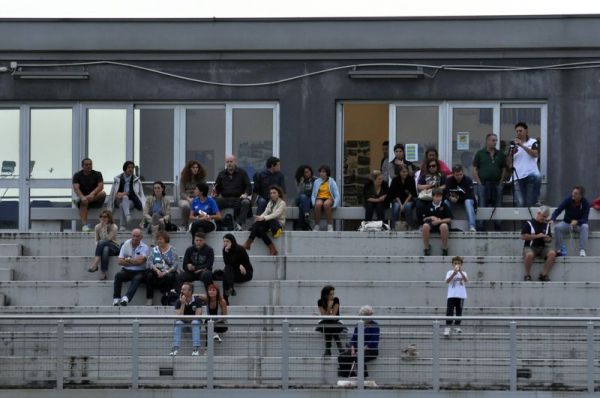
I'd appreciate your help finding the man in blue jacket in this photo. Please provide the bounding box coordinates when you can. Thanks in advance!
[550,186,590,257]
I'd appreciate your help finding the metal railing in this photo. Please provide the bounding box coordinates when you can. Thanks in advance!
[0,315,598,391]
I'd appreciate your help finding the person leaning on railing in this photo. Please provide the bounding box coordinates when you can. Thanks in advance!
[338,305,380,379]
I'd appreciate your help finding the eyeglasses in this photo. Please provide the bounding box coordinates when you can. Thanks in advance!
[99,215,108,219]
[428,164,437,168]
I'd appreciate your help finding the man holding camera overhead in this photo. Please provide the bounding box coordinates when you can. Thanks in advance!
[508,122,541,207]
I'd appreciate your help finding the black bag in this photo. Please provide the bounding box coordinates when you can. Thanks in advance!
[164,220,179,232]
[162,289,179,306]
[217,214,235,231]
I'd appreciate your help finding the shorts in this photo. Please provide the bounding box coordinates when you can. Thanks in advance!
[523,246,552,259]
[75,196,104,208]
[425,221,449,233]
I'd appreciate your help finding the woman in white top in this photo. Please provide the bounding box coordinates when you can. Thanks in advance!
[243,185,286,256]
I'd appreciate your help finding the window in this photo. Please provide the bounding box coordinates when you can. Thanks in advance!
[134,108,174,184]
[185,108,226,181]
[0,109,20,177]
[451,107,494,176]
[395,106,439,167]
[30,108,72,179]
[232,108,274,179]
[87,109,127,191]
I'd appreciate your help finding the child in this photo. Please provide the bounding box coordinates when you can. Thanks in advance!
[444,256,468,337]
[422,187,453,256]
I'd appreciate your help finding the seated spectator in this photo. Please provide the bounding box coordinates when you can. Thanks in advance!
[142,181,172,239]
[363,170,389,222]
[72,158,106,232]
[380,141,389,180]
[189,182,222,239]
[113,228,149,306]
[170,282,202,356]
[387,164,417,230]
[443,256,468,337]
[222,233,253,302]
[213,155,252,230]
[204,283,228,343]
[178,160,207,230]
[338,305,380,378]
[317,285,344,356]
[416,159,447,222]
[243,186,286,256]
[472,133,507,231]
[421,188,453,256]
[107,161,146,231]
[445,165,477,232]
[311,165,340,232]
[387,143,417,179]
[88,210,119,280]
[177,232,214,292]
[423,147,452,177]
[551,186,590,257]
[253,156,286,215]
[521,206,556,281]
[294,165,316,230]
[145,231,178,306]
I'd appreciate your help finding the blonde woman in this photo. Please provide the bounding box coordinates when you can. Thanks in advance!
[88,210,120,280]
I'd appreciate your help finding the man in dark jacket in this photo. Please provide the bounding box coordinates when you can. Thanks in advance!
[550,186,590,257]
[444,165,476,232]
[176,232,214,291]
[253,156,286,214]
[213,155,252,229]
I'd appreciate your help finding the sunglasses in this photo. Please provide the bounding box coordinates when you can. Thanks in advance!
[428,164,437,168]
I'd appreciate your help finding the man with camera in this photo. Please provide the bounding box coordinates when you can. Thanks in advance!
[508,122,541,207]
[521,206,556,282]
[445,165,477,232]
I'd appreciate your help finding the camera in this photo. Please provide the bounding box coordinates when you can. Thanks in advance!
[509,140,516,149]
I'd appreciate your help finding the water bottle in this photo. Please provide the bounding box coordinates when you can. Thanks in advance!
[560,244,567,257]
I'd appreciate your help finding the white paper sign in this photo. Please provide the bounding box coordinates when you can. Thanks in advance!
[404,143,419,162]
[456,132,470,151]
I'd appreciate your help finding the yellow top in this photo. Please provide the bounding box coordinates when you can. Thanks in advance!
[317,180,332,200]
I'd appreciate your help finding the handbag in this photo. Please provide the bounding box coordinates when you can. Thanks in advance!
[357,220,390,232]
[418,189,433,201]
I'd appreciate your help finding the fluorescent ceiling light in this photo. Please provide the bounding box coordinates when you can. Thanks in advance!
[12,71,89,80]
[348,70,424,79]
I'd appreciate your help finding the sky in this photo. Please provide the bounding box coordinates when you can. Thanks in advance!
[2,0,600,18]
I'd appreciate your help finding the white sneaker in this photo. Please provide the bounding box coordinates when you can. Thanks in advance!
[118,225,126,232]
[580,249,587,257]
[443,327,451,337]
[170,348,178,356]
[191,348,200,356]
[113,298,120,306]
[119,296,129,306]
[468,226,476,232]
[125,215,132,224]
[146,298,153,306]
[234,223,243,231]
[213,334,222,343]
[453,327,463,334]
[327,225,334,232]
[82,224,92,232]
[313,225,320,231]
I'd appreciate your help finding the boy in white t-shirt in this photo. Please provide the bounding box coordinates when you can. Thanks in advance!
[444,256,468,337]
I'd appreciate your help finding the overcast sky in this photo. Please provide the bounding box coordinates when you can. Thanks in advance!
[3,0,600,18]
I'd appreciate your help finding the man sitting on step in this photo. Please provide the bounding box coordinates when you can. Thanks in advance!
[112,228,149,306]
[521,206,557,282]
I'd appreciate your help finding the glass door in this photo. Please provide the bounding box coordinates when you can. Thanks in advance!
[0,109,21,230]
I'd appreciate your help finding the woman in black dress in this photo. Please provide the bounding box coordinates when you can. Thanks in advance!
[317,285,344,356]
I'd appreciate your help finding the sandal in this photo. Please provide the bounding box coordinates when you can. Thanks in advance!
[88,265,98,273]
[523,275,532,281]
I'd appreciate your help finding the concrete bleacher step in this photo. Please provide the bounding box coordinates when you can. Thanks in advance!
[2,280,600,308]
[4,255,600,283]
[0,243,22,256]
[2,231,600,257]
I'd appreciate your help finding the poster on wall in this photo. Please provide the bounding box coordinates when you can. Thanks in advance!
[456,132,470,151]
[405,144,419,162]
[343,140,371,206]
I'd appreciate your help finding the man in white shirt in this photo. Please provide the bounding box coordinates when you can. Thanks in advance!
[508,122,541,207]
[112,228,149,306]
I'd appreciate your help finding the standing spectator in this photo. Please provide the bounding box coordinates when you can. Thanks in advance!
[387,143,417,179]
[421,188,453,256]
[521,206,556,281]
[178,160,207,230]
[189,182,222,239]
[380,141,389,180]
[142,181,172,239]
[72,158,106,232]
[294,165,316,230]
[337,306,380,378]
[311,165,340,232]
[88,210,119,281]
[177,232,214,291]
[472,133,507,231]
[387,164,417,230]
[317,285,344,356]
[205,284,229,343]
[170,282,203,356]
[443,256,468,337]
[107,161,146,231]
[222,234,253,302]
[508,122,541,207]
[363,170,389,222]
[213,155,252,230]
[550,186,590,257]
[445,165,477,232]
[416,159,447,223]
[243,186,286,256]
[253,156,286,215]
[112,228,149,306]
[145,231,178,306]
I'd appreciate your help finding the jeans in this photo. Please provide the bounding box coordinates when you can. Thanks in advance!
[554,222,589,251]
[295,194,312,224]
[113,269,145,301]
[364,202,385,221]
[446,199,476,230]
[256,196,268,215]
[176,269,213,292]
[446,297,464,326]
[477,182,503,230]
[391,201,415,229]
[249,219,281,245]
[514,173,541,207]
[173,320,201,349]
[189,220,216,241]
[215,197,251,225]
[115,196,135,224]
[94,240,120,272]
